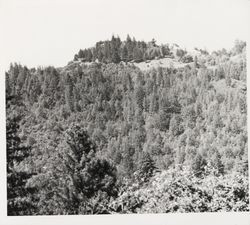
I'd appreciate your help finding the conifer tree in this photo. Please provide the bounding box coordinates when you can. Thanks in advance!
[191,153,207,177]
[59,125,118,214]
[138,152,156,182]
[64,74,75,112]
[6,95,36,215]
[121,46,128,62]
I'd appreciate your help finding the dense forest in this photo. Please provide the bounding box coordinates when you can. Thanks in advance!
[73,35,193,64]
[6,37,248,215]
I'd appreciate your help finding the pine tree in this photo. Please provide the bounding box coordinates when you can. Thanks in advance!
[133,46,143,62]
[135,84,145,111]
[64,73,75,112]
[191,153,207,177]
[121,46,128,62]
[78,49,85,59]
[126,34,133,61]
[122,146,135,178]
[194,55,198,68]
[149,90,159,114]
[6,95,36,215]
[209,148,224,175]
[110,35,121,63]
[60,125,118,214]
[138,152,156,182]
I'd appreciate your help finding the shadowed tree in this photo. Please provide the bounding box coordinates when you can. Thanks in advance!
[59,125,118,214]
[137,152,156,182]
[6,95,37,215]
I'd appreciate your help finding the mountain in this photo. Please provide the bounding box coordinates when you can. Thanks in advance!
[5,37,248,215]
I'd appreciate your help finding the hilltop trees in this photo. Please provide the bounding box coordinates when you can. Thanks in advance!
[74,35,171,63]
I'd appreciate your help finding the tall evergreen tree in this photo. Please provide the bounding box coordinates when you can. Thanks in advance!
[138,152,156,182]
[121,46,128,62]
[6,95,36,215]
[59,125,118,214]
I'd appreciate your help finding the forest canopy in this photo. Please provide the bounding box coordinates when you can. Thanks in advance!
[5,37,248,215]
[73,35,172,63]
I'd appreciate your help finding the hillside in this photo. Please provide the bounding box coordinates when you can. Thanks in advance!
[133,57,190,71]
[5,37,248,215]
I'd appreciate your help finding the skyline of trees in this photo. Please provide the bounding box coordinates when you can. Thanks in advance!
[74,35,172,63]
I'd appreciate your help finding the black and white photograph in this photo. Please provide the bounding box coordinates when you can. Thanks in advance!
[0,0,249,224]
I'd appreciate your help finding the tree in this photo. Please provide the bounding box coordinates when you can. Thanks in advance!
[59,125,118,214]
[176,49,186,60]
[110,35,121,63]
[191,153,207,177]
[6,96,36,215]
[233,40,246,55]
[137,152,156,182]
[64,73,75,111]
[86,49,93,61]
[74,54,78,61]
[149,91,159,114]
[151,38,156,47]
[209,148,224,175]
[126,34,134,61]
[133,46,143,62]
[181,54,193,63]
[155,109,171,131]
[121,46,128,62]
[161,45,170,56]
[122,145,135,178]
[194,56,198,68]
[111,51,121,63]
[169,114,184,136]
[216,66,225,80]
[78,49,85,59]
[135,84,145,111]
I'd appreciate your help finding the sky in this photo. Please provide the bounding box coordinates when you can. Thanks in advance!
[0,0,249,72]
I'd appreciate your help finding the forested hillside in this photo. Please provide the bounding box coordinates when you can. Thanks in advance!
[6,37,248,215]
